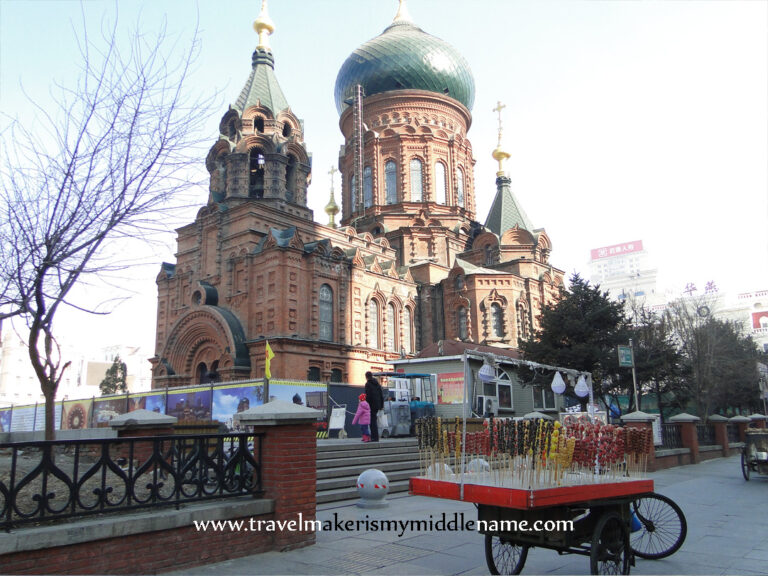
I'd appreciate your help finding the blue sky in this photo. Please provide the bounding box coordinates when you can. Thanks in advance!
[1,0,766,352]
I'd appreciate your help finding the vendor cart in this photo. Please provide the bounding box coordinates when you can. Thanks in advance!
[741,429,768,480]
[411,476,655,575]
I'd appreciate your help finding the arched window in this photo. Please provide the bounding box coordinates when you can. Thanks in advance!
[307,366,321,382]
[255,117,264,133]
[410,158,423,202]
[458,306,468,340]
[386,303,396,352]
[319,284,333,341]
[485,245,494,266]
[434,162,447,204]
[385,161,397,204]
[349,174,357,213]
[285,155,297,203]
[363,166,373,208]
[369,300,380,349]
[456,167,465,207]
[330,369,343,383]
[403,308,413,353]
[491,303,504,338]
[249,148,266,198]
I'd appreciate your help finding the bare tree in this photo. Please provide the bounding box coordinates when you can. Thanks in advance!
[0,14,214,439]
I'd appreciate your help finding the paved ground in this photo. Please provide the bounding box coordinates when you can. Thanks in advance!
[174,455,768,575]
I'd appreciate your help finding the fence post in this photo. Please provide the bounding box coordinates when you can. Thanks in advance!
[707,414,729,456]
[236,399,322,552]
[621,411,657,472]
[748,413,767,429]
[730,415,751,443]
[669,412,700,464]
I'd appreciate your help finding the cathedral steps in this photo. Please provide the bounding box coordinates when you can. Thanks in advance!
[315,437,420,504]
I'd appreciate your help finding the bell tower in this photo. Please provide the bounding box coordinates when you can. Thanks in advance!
[205,0,312,216]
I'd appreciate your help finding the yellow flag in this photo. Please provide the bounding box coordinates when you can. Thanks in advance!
[265,341,275,379]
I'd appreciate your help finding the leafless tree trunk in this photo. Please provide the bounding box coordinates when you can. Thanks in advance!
[0,14,214,439]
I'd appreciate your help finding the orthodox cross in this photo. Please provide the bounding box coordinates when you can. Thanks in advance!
[493,100,506,146]
[328,166,338,191]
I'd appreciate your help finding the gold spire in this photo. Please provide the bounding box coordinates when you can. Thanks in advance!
[325,166,340,228]
[393,0,413,23]
[492,100,511,176]
[253,0,275,50]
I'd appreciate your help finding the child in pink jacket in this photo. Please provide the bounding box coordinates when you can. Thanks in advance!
[352,393,371,442]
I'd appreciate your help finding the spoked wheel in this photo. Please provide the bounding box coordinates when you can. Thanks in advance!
[630,493,687,560]
[485,534,529,575]
[590,512,630,575]
[741,451,751,481]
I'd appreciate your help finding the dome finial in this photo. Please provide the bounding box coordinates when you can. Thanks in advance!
[253,0,275,50]
[325,166,340,228]
[393,0,413,23]
[492,100,511,176]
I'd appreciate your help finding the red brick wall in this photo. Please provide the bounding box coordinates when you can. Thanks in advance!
[0,514,275,575]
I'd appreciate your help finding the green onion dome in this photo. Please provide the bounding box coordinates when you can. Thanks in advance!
[334,12,475,114]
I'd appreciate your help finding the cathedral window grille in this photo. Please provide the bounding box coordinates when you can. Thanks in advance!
[385,161,397,204]
[319,284,333,341]
[485,245,494,266]
[491,303,504,338]
[403,307,413,353]
[410,158,423,202]
[456,167,465,207]
[458,306,468,340]
[386,303,396,352]
[363,166,373,208]
[249,149,266,198]
[434,161,447,204]
[350,174,357,213]
[369,300,380,349]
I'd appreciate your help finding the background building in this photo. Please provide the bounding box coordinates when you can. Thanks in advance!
[588,240,662,307]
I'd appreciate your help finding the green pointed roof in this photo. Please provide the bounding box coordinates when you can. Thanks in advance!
[234,49,289,115]
[484,176,534,236]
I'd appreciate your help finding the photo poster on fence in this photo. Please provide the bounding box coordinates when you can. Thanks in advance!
[92,395,129,426]
[128,391,167,414]
[166,386,213,422]
[0,407,11,432]
[436,372,464,404]
[269,380,328,411]
[11,405,36,432]
[212,382,264,430]
[61,399,93,430]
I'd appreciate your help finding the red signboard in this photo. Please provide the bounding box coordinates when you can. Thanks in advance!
[436,372,464,404]
[590,240,643,261]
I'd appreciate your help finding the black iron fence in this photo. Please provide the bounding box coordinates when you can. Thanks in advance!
[697,424,716,446]
[727,424,740,444]
[661,423,683,449]
[0,433,262,529]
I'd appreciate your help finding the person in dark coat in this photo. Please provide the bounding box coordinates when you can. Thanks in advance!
[364,371,384,442]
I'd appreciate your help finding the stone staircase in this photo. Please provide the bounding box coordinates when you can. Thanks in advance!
[316,437,420,504]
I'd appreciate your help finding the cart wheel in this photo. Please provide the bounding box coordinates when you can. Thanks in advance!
[590,512,630,575]
[741,451,750,481]
[337,429,347,439]
[630,493,687,560]
[485,534,529,575]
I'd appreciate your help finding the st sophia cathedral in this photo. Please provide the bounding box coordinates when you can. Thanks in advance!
[150,1,565,389]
